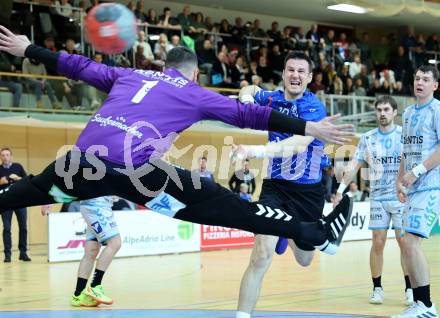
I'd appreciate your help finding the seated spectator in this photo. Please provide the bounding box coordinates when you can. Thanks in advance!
[367,79,385,97]
[330,75,343,95]
[343,77,354,95]
[269,44,284,75]
[231,56,249,87]
[177,5,196,35]
[281,26,295,52]
[170,35,181,49]
[134,0,146,22]
[338,64,350,83]
[392,45,412,83]
[251,75,262,87]
[22,58,61,109]
[158,7,181,31]
[371,35,390,72]
[239,183,252,202]
[347,181,362,202]
[43,36,57,53]
[393,81,406,96]
[354,78,366,96]
[309,71,326,94]
[154,33,173,60]
[267,21,282,48]
[349,54,363,78]
[250,19,267,50]
[133,30,155,61]
[0,52,22,108]
[246,61,259,84]
[353,65,370,90]
[192,12,208,37]
[257,55,276,89]
[198,39,217,75]
[54,0,73,18]
[146,8,158,25]
[134,45,151,69]
[294,26,309,51]
[212,51,233,87]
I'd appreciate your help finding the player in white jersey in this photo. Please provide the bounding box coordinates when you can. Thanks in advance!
[393,65,440,318]
[42,196,121,307]
[334,96,412,305]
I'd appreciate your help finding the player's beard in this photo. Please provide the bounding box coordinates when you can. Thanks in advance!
[379,117,392,128]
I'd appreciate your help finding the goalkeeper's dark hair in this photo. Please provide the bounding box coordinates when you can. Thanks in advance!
[165,46,198,78]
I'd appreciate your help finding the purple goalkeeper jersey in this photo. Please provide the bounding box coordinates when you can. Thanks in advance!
[57,53,272,166]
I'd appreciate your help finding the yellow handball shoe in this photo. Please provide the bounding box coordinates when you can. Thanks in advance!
[86,285,113,305]
[70,291,99,307]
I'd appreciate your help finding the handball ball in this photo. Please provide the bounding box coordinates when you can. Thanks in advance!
[85,3,137,54]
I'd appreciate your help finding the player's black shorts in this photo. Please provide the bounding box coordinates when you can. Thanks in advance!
[258,179,325,251]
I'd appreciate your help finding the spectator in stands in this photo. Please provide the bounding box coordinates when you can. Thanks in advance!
[177,5,196,35]
[425,34,439,52]
[158,7,181,31]
[413,33,426,68]
[338,64,350,83]
[54,0,73,18]
[126,1,135,13]
[393,81,406,95]
[228,159,256,195]
[392,46,412,84]
[323,29,335,56]
[343,77,354,95]
[85,53,105,109]
[193,156,215,182]
[348,181,362,202]
[146,8,158,25]
[230,17,245,50]
[372,35,390,72]
[212,51,233,87]
[267,21,282,48]
[294,26,309,52]
[198,39,216,76]
[349,54,363,78]
[353,65,370,90]
[357,32,371,67]
[401,26,416,62]
[134,1,146,22]
[257,55,276,90]
[170,35,181,48]
[250,19,267,53]
[269,44,284,76]
[72,0,87,22]
[133,31,154,60]
[231,55,249,87]
[218,19,232,45]
[192,12,208,36]
[309,71,326,94]
[0,52,22,108]
[204,16,214,32]
[246,60,259,84]
[330,75,343,95]
[379,69,396,87]
[323,63,337,88]
[367,78,384,97]
[281,26,295,52]
[239,183,252,202]
[306,24,320,46]
[354,78,366,96]
[22,58,61,109]
[43,36,57,53]
[322,167,335,203]
[154,33,173,61]
[0,147,31,263]
[134,45,150,70]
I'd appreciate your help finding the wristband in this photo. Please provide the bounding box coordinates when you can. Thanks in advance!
[241,94,255,104]
[412,163,427,178]
[337,182,347,194]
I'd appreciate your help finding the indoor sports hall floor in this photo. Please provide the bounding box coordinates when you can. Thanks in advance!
[1,237,439,318]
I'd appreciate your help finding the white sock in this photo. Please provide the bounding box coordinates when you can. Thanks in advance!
[236,311,251,318]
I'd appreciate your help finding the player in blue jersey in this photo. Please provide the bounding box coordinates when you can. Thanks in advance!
[42,197,121,307]
[334,96,413,305]
[234,53,342,318]
[392,65,440,318]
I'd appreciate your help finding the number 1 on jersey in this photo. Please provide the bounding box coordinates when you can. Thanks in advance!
[131,80,159,104]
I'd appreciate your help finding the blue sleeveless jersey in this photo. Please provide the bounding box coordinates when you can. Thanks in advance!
[254,89,330,184]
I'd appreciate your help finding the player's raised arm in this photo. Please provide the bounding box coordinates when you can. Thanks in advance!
[0,26,131,93]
